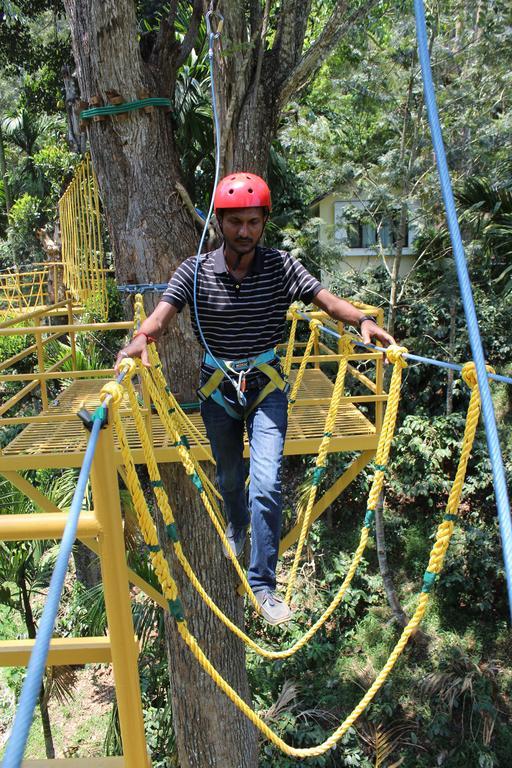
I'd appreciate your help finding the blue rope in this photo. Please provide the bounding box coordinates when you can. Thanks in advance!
[298,312,512,387]
[296,311,512,386]
[2,371,128,766]
[414,0,512,620]
[2,413,104,767]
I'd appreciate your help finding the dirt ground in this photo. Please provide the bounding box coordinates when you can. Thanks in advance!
[1,663,115,759]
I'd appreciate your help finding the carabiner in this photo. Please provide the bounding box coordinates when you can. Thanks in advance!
[235,368,248,406]
[205,10,224,38]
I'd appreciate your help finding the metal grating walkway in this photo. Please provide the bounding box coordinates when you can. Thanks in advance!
[1,369,378,471]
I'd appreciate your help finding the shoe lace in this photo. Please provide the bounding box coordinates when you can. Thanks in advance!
[264,591,282,606]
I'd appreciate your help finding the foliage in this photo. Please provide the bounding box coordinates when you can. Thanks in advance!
[32,142,78,210]
[3,191,44,262]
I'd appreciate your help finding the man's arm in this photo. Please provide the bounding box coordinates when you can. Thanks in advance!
[114,300,178,370]
[312,288,395,347]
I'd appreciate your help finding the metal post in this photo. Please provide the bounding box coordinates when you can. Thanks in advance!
[67,297,77,369]
[34,327,49,411]
[374,308,384,434]
[90,422,149,768]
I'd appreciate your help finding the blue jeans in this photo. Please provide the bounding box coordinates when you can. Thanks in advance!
[200,386,288,593]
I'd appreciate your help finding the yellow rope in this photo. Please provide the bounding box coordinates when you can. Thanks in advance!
[285,335,353,601]
[103,358,485,758]
[283,306,300,377]
[287,318,321,416]
[115,356,390,659]
[128,299,406,617]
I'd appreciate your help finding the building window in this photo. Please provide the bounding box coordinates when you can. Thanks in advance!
[335,202,410,250]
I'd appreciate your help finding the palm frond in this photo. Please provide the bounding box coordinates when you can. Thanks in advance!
[358,721,412,768]
[44,665,78,706]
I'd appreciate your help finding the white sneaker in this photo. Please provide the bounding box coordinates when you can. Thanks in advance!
[254,590,293,625]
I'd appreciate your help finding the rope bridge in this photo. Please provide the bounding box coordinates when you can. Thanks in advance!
[58,155,109,318]
[1,306,492,764]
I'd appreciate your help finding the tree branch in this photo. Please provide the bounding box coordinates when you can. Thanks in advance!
[249,0,263,37]
[250,0,271,109]
[273,0,312,75]
[176,0,205,70]
[219,24,261,164]
[279,0,380,108]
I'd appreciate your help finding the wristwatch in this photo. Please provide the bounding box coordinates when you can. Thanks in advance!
[359,315,377,327]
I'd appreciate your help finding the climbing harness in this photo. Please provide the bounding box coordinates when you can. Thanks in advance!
[197,349,288,418]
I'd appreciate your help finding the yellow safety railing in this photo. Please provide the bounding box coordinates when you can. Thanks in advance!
[58,155,108,317]
[0,302,133,424]
[101,353,484,759]
[0,262,65,319]
[281,303,386,434]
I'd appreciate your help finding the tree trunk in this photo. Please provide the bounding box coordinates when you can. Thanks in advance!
[0,124,12,215]
[374,494,409,628]
[73,542,101,588]
[18,565,56,759]
[63,2,257,766]
[62,64,87,155]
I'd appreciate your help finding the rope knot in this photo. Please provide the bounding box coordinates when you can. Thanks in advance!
[339,335,354,357]
[100,381,124,406]
[118,357,137,377]
[461,361,495,389]
[385,344,408,367]
[309,318,322,332]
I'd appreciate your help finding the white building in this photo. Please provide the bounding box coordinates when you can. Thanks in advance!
[310,190,418,279]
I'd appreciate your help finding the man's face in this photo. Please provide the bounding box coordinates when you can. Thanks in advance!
[219,207,266,256]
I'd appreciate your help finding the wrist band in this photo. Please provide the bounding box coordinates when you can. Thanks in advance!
[359,316,377,326]
[134,331,157,344]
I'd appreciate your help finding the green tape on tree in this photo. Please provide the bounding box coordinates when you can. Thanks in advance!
[80,97,172,120]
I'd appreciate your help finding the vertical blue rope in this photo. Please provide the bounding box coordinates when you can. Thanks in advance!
[2,410,105,768]
[414,0,512,620]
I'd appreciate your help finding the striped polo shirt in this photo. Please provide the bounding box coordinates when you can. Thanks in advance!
[161,245,323,360]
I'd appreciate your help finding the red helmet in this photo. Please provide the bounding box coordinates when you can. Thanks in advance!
[214,172,271,214]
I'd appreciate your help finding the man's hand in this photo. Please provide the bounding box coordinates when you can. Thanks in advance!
[114,334,151,373]
[312,289,396,348]
[113,300,178,374]
[359,319,395,348]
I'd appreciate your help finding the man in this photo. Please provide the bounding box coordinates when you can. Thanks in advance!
[116,172,394,625]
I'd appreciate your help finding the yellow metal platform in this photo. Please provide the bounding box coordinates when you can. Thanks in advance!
[0,369,377,471]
